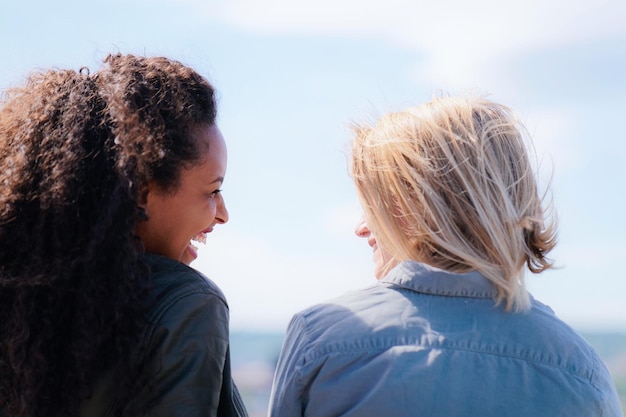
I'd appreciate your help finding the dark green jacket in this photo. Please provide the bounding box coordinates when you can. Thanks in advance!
[79,254,248,417]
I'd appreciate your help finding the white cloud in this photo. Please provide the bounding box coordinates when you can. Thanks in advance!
[202,0,626,89]
[204,0,621,176]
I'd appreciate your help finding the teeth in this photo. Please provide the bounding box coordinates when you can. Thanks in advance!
[192,233,207,245]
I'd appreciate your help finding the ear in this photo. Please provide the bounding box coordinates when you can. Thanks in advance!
[137,181,157,207]
[136,182,154,220]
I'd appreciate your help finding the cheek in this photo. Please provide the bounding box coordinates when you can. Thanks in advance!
[195,200,218,227]
[206,201,218,220]
[375,243,391,263]
[374,245,398,279]
[381,248,394,265]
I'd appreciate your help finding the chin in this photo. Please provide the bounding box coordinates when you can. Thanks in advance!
[374,268,385,280]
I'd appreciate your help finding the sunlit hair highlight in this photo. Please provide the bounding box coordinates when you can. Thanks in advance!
[351,96,557,311]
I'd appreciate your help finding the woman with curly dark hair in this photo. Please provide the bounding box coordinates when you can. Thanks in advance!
[0,54,248,417]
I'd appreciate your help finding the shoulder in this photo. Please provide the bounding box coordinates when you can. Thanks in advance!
[292,283,608,379]
[286,283,398,353]
[297,284,383,322]
[118,256,239,417]
[145,254,228,312]
[135,255,231,357]
[278,283,621,416]
[140,254,230,341]
[520,298,610,380]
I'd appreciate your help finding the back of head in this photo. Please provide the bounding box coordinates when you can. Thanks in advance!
[351,96,557,311]
[96,53,217,193]
[0,53,216,417]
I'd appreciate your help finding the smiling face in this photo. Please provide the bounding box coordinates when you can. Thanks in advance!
[355,216,397,280]
[135,124,229,265]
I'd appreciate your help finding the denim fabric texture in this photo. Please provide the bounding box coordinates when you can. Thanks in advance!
[269,261,623,417]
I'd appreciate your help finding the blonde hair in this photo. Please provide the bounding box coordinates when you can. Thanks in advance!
[350,96,557,311]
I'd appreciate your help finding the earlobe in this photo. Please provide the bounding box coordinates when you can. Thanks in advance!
[136,205,148,221]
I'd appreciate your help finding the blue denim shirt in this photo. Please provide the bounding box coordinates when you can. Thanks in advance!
[268,261,622,417]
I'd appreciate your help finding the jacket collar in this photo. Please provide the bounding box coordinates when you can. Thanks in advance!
[381,260,498,299]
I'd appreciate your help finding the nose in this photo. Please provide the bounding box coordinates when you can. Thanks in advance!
[354,216,370,238]
[216,195,229,224]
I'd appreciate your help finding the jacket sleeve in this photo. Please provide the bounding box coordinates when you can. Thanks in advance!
[125,289,231,417]
[268,314,310,417]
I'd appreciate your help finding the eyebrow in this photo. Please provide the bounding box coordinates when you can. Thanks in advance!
[210,176,224,184]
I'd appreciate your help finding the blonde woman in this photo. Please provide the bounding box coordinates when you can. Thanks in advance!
[268,96,622,417]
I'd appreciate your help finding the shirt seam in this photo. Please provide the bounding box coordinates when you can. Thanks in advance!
[302,341,598,386]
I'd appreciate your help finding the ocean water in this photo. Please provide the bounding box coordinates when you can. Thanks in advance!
[231,331,285,417]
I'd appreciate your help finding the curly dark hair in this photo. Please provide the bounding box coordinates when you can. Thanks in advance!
[0,53,217,417]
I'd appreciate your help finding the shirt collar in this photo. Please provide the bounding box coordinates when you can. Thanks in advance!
[381,260,498,298]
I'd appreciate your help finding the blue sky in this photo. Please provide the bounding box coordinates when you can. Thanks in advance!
[2,0,625,332]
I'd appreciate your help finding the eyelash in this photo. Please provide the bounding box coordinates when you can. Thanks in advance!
[209,189,222,199]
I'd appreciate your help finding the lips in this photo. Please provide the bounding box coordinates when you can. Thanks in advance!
[187,227,214,259]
